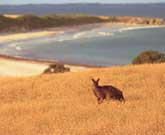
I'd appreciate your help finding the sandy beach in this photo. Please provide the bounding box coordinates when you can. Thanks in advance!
[0,57,48,77]
[0,55,89,77]
[0,31,64,43]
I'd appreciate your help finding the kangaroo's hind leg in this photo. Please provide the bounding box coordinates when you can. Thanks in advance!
[118,92,125,102]
[119,95,125,102]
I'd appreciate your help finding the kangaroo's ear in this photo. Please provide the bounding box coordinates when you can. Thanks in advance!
[91,78,95,82]
[97,78,100,82]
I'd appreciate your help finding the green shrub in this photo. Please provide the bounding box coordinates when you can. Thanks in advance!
[17,14,43,30]
[109,16,117,22]
[0,15,15,32]
[43,64,70,74]
[132,50,165,64]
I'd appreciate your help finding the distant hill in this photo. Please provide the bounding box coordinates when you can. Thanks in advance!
[0,14,108,33]
[0,3,165,18]
[0,14,163,33]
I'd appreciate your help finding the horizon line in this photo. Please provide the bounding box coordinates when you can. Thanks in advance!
[0,2,165,6]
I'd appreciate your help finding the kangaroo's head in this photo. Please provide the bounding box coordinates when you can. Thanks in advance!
[91,78,100,87]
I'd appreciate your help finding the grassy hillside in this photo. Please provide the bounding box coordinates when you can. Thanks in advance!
[0,14,163,33]
[0,14,108,33]
[0,63,164,135]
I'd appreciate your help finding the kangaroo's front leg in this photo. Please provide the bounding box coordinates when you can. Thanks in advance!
[106,93,112,101]
[98,98,104,104]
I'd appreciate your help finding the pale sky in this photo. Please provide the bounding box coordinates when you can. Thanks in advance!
[0,0,165,5]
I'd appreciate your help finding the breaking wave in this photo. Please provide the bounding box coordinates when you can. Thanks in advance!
[73,32,86,39]
[118,25,163,32]
[55,30,113,42]
[9,42,22,51]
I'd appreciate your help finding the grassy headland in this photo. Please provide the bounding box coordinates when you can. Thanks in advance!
[0,14,108,33]
[0,63,164,135]
[0,14,164,33]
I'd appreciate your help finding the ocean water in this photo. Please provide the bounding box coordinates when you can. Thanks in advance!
[0,4,165,18]
[0,26,165,66]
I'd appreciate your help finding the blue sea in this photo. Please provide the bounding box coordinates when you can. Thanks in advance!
[0,25,165,66]
[0,4,165,18]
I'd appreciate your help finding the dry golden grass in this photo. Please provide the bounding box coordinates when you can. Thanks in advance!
[0,63,164,135]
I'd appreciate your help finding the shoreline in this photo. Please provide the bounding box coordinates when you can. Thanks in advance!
[0,23,165,43]
[118,24,165,32]
[0,23,105,43]
[0,54,97,68]
[0,23,165,76]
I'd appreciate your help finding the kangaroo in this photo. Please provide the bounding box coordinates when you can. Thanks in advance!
[91,78,125,104]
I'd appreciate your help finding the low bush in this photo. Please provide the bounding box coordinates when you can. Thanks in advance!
[43,64,70,74]
[109,16,117,22]
[132,50,165,64]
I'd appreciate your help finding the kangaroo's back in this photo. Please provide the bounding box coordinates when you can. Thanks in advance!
[102,85,124,101]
